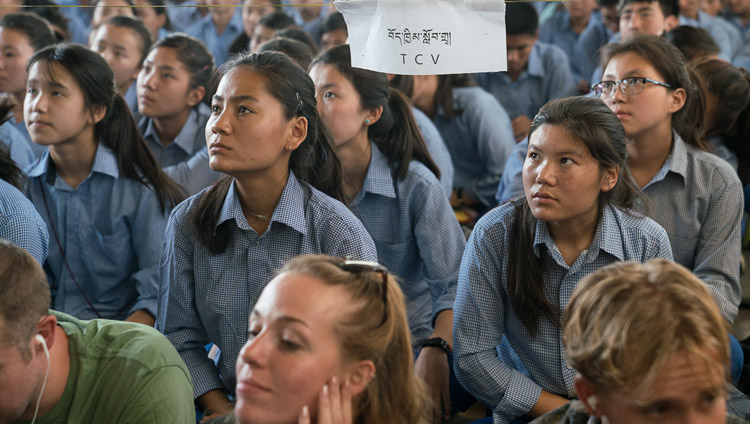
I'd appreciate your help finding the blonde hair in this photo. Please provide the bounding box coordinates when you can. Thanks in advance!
[564,259,729,393]
[279,255,430,424]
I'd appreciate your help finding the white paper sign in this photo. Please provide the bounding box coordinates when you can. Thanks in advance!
[335,0,506,75]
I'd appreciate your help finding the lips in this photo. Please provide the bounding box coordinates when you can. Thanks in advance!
[613,109,631,119]
[531,191,556,204]
[209,140,231,153]
[138,94,155,105]
[236,378,272,395]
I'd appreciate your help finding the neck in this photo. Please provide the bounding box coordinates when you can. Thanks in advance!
[684,10,699,19]
[49,129,99,189]
[627,121,674,188]
[119,80,133,97]
[212,8,234,33]
[569,14,590,34]
[21,326,70,421]
[336,134,372,199]
[153,107,192,147]
[547,207,600,266]
[11,92,24,124]
[233,166,289,234]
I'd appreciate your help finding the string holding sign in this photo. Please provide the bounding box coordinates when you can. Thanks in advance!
[335,0,506,75]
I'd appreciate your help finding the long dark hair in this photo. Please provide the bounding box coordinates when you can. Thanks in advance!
[600,35,709,150]
[693,59,750,184]
[192,51,345,254]
[0,96,24,190]
[311,44,440,181]
[26,43,185,212]
[507,96,641,337]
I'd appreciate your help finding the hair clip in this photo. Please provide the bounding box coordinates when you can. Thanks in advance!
[202,64,210,71]
[296,92,303,114]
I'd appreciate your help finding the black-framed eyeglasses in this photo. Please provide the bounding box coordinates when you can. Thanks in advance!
[336,259,389,326]
[591,77,672,98]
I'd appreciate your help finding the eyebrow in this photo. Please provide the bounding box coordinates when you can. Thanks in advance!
[27,78,67,89]
[319,83,339,91]
[249,310,310,328]
[528,144,585,157]
[602,69,651,80]
[212,94,260,103]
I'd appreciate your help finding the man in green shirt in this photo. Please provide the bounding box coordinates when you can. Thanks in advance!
[0,240,195,424]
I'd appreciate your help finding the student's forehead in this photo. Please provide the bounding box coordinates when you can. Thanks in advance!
[622,1,661,11]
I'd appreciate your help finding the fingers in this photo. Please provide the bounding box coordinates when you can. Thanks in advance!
[341,378,353,422]
[441,369,451,421]
[329,377,343,423]
[318,383,332,424]
[298,405,311,424]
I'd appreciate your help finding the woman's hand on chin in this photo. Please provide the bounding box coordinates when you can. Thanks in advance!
[298,376,353,424]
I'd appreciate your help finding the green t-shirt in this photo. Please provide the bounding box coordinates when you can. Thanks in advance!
[17,311,195,424]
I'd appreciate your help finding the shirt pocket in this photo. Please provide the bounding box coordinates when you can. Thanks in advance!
[374,238,418,283]
[84,222,134,285]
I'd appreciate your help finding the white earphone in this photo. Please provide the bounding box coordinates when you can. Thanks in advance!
[587,395,598,411]
[30,334,50,424]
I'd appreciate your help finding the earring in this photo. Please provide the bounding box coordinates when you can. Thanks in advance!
[288,144,292,151]
[365,119,370,125]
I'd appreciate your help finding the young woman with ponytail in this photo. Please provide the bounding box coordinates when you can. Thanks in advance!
[453,96,673,424]
[23,44,185,326]
[155,50,377,421]
[309,44,468,422]
[596,35,745,326]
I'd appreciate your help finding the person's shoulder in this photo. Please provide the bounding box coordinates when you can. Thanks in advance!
[537,41,572,64]
[684,144,741,188]
[303,183,361,229]
[609,205,670,245]
[473,201,518,236]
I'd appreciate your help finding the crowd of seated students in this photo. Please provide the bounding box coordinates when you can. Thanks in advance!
[1,0,750,423]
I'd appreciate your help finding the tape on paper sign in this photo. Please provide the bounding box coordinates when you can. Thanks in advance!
[335,0,507,75]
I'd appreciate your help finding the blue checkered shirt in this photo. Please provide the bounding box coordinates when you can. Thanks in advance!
[433,86,515,207]
[0,178,48,265]
[25,145,169,320]
[350,144,465,340]
[639,132,743,323]
[454,202,672,423]
[140,104,220,195]
[156,172,377,398]
[0,120,34,170]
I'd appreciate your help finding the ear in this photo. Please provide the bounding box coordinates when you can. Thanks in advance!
[186,86,206,108]
[286,115,308,151]
[667,87,686,114]
[344,359,376,397]
[34,314,58,353]
[663,15,679,32]
[574,374,600,416]
[532,29,540,42]
[364,105,384,127]
[600,165,619,193]
[90,103,107,125]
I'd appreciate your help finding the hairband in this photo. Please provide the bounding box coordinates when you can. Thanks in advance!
[296,92,303,114]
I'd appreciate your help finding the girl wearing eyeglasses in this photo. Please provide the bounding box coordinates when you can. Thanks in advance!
[453,96,673,424]
[228,255,430,424]
[156,50,377,422]
[309,44,468,422]
[596,35,744,329]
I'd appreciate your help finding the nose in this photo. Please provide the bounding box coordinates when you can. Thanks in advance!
[609,81,628,104]
[139,68,157,91]
[629,14,641,31]
[28,90,48,113]
[239,331,270,368]
[208,105,232,136]
[507,49,520,64]
[535,160,557,186]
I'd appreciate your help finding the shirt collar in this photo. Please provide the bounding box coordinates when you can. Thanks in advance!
[27,142,119,181]
[526,43,546,78]
[532,203,624,262]
[360,143,396,199]
[142,105,206,154]
[669,130,689,178]
[217,171,308,235]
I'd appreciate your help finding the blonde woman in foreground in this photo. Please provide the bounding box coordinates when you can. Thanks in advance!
[208,254,430,424]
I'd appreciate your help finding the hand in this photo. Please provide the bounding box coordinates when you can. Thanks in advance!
[414,347,450,423]
[299,376,352,424]
[197,390,234,423]
[511,115,532,142]
[125,309,155,327]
